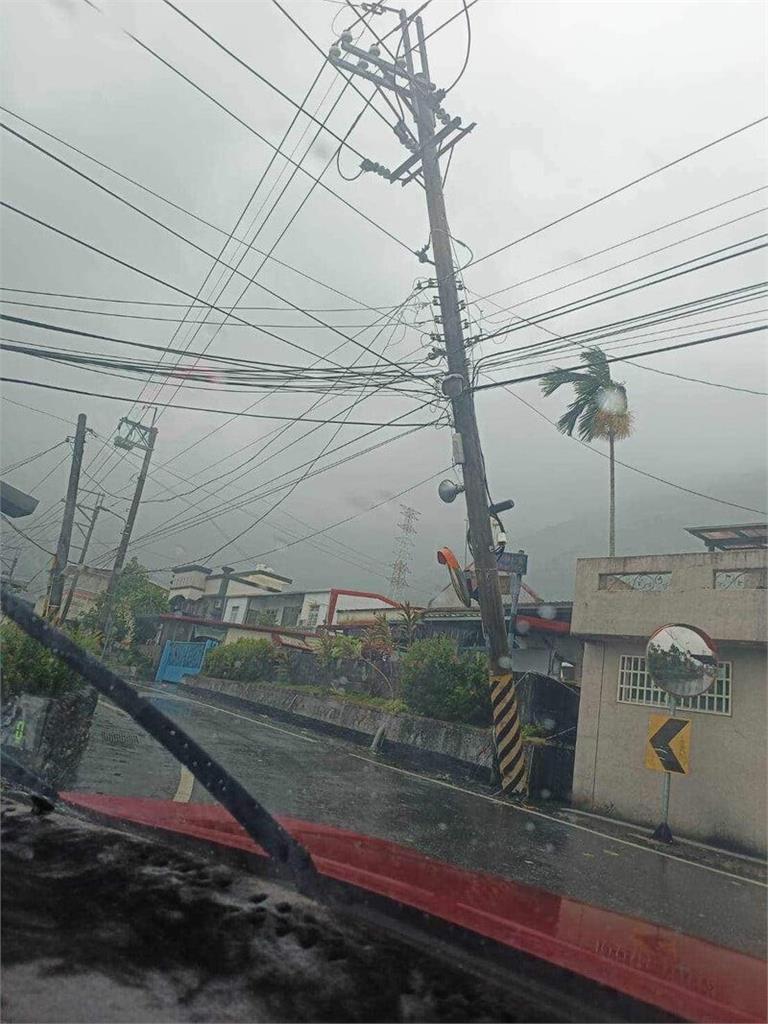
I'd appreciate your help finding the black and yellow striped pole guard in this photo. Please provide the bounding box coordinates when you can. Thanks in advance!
[490,670,526,794]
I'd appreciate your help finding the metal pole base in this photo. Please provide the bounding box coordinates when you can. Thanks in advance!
[651,822,674,843]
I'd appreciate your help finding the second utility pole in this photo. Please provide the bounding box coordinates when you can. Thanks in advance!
[59,493,103,624]
[46,413,87,620]
[101,419,157,642]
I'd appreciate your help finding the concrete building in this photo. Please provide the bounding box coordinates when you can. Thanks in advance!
[571,525,767,855]
[168,564,291,621]
[226,587,399,629]
[59,565,112,620]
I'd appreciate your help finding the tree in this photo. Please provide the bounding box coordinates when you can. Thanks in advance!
[1,620,101,701]
[396,602,423,648]
[81,557,168,644]
[540,346,633,555]
[362,614,395,659]
[204,637,281,682]
[401,636,491,726]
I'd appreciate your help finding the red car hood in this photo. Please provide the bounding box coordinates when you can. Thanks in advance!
[62,793,766,1024]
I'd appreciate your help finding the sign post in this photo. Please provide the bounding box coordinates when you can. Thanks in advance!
[644,623,717,843]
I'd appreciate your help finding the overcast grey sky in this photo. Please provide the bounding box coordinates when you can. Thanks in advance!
[1,0,766,601]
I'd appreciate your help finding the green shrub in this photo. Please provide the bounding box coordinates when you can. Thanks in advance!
[331,634,362,662]
[203,637,280,683]
[400,636,491,726]
[0,620,101,701]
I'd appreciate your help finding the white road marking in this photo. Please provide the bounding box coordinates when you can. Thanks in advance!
[172,766,194,803]
[136,686,318,744]
[347,753,767,888]
[567,807,767,866]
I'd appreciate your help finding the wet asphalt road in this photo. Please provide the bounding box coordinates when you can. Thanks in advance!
[74,685,767,959]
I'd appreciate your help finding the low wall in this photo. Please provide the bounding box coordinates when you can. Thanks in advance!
[179,676,576,799]
[182,676,495,783]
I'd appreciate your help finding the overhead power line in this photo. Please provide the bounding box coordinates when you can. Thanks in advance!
[491,378,767,516]
[1,376,433,428]
[472,325,767,392]
[100,412,435,561]
[1,514,56,555]
[467,114,768,270]
[83,56,364,489]
[471,185,768,306]
[0,105,398,314]
[477,282,767,367]
[149,290,423,478]
[0,302,384,327]
[444,0,472,93]
[163,0,387,161]
[625,360,767,396]
[1,396,75,426]
[153,464,452,573]
[78,3,417,256]
[0,125,421,381]
[0,287,398,313]
[0,312,425,381]
[474,206,768,325]
[0,200,423,393]
[0,439,68,475]
[476,236,768,344]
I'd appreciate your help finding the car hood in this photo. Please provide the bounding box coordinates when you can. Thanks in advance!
[62,792,766,1024]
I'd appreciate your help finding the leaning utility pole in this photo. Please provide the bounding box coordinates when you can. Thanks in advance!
[59,493,104,624]
[101,418,157,637]
[329,12,526,794]
[46,413,87,620]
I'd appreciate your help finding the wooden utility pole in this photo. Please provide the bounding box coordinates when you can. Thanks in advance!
[46,413,87,620]
[329,13,526,794]
[59,494,103,624]
[101,419,157,641]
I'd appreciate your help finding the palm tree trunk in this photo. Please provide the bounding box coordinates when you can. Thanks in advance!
[608,430,616,556]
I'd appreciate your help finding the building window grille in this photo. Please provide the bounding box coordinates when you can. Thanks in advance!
[714,568,767,590]
[617,655,731,715]
[599,572,671,592]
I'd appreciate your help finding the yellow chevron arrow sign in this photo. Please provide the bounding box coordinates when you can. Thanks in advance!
[645,714,691,774]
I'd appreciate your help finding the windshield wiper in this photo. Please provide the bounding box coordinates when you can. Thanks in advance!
[0,586,320,897]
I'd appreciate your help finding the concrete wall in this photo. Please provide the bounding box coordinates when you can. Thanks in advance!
[336,605,403,625]
[572,550,767,643]
[572,639,767,855]
[185,676,495,779]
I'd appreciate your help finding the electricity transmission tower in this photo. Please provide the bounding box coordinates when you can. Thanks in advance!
[329,8,526,795]
[389,503,420,600]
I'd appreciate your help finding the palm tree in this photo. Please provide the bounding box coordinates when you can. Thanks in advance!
[540,347,633,556]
